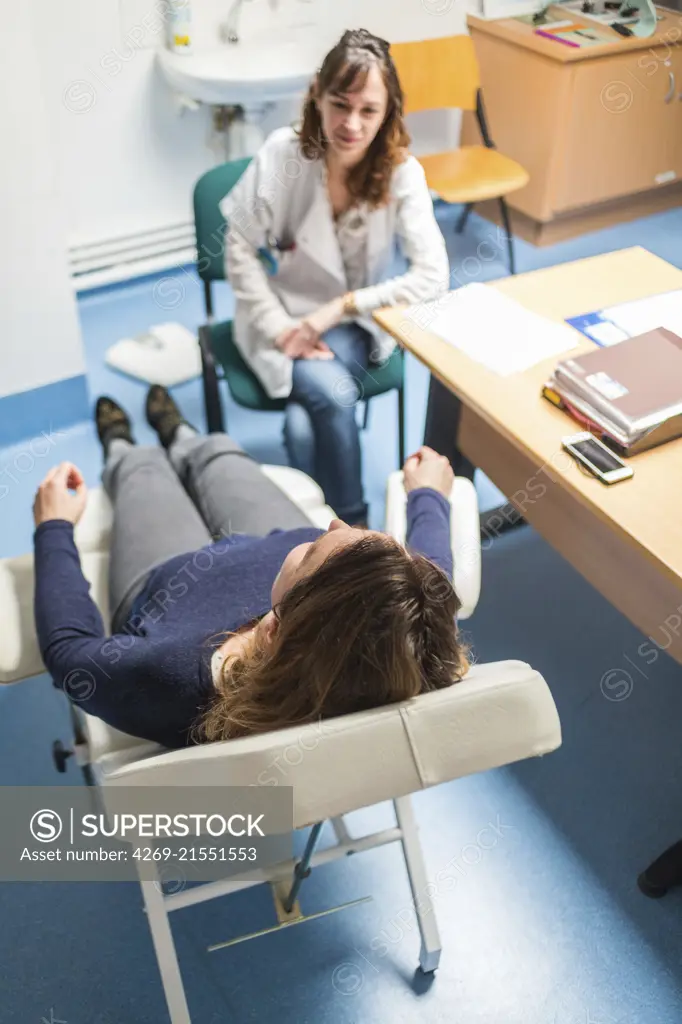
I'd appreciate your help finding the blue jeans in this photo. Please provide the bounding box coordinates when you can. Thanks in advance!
[284,323,370,525]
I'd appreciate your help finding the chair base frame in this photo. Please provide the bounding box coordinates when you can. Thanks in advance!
[137,800,441,1023]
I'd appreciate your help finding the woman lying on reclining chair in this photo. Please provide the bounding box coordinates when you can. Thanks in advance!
[33,386,468,749]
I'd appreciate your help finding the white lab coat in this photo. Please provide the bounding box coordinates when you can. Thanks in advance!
[220,126,450,400]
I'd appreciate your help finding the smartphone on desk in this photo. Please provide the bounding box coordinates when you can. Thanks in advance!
[561,431,634,484]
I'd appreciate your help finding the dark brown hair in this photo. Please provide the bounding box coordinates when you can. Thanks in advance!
[297,28,411,209]
[191,535,468,743]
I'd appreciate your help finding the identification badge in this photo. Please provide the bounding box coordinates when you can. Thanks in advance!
[256,246,279,276]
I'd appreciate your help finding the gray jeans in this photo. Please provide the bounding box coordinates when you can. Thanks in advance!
[102,433,313,633]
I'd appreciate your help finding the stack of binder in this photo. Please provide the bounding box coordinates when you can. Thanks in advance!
[544,327,682,455]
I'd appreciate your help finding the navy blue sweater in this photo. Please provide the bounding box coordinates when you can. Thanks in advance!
[34,488,453,749]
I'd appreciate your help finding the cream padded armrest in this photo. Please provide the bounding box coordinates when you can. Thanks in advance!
[102,660,561,828]
[0,554,42,684]
[385,471,481,620]
[0,490,115,683]
[73,487,114,553]
[0,551,109,685]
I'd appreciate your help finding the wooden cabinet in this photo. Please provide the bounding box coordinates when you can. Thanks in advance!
[553,47,682,211]
[669,46,682,177]
[464,8,682,243]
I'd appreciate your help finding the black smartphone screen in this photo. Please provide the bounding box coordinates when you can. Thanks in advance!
[571,437,625,474]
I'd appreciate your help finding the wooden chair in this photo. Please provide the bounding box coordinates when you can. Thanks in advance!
[390,35,529,275]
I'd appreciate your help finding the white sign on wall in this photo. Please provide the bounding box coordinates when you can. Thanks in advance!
[480,0,545,19]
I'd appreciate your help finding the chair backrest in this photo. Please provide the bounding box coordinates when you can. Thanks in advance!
[193,157,252,284]
[101,660,561,829]
[390,35,480,115]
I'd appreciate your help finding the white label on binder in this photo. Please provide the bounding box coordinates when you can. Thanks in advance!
[585,371,629,400]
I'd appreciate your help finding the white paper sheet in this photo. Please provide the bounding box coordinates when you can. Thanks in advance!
[403,283,579,376]
[602,289,682,340]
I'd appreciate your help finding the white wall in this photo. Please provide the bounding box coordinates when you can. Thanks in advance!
[33,0,474,253]
[34,0,216,251]
[1,0,473,401]
[0,4,84,399]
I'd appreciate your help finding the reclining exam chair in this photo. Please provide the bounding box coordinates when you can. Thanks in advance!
[0,465,561,1024]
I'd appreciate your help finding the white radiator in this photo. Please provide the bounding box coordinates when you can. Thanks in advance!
[69,221,197,292]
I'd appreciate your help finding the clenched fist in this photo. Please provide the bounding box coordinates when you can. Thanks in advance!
[403,446,454,499]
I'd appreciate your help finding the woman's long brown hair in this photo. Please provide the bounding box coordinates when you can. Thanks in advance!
[191,535,469,744]
[297,28,411,209]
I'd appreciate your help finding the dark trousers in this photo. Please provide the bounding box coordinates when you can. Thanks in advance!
[423,375,476,481]
[102,433,312,632]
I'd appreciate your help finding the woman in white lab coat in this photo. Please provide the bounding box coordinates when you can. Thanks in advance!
[221,28,450,525]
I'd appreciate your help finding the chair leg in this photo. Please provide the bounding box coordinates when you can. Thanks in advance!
[362,400,370,430]
[394,795,442,973]
[330,816,352,845]
[198,325,225,433]
[138,874,192,1023]
[282,821,325,913]
[202,278,213,321]
[397,388,406,468]
[455,203,474,234]
[497,197,516,276]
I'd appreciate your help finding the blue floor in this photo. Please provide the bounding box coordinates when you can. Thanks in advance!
[1,206,682,1023]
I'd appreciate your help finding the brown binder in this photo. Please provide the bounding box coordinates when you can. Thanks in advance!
[552,328,682,453]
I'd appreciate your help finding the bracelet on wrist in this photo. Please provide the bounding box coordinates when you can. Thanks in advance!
[342,292,358,317]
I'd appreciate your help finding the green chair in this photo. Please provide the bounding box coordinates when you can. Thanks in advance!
[192,159,406,466]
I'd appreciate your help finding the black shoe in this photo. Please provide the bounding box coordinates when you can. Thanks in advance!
[95,396,134,453]
[479,502,527,541]
[146,384,195,449]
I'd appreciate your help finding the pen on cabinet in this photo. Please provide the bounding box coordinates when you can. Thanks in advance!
[534,28,581,46]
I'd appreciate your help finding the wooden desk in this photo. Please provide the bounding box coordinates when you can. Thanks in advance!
[463,7,682,244]
[374,247,682,665]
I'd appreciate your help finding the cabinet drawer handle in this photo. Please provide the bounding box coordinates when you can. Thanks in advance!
[664,71,675,102]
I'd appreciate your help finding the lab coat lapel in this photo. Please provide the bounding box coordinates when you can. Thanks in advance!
[365,203,392,285]
[295,164,346,288]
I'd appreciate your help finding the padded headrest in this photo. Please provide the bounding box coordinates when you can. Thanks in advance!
[102,660,561,828]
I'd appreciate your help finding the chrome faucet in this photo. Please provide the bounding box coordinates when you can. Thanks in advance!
[221,0,254,43]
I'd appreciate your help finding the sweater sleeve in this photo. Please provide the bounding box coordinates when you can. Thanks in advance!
[405,488,453,581]
[34,519,107,666]
[32,520,200,746]
[352,158,450,316]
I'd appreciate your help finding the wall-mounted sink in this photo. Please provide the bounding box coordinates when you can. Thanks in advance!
[157,35,319,106]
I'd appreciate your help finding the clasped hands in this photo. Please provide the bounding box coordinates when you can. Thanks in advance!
[275,296,345,360]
